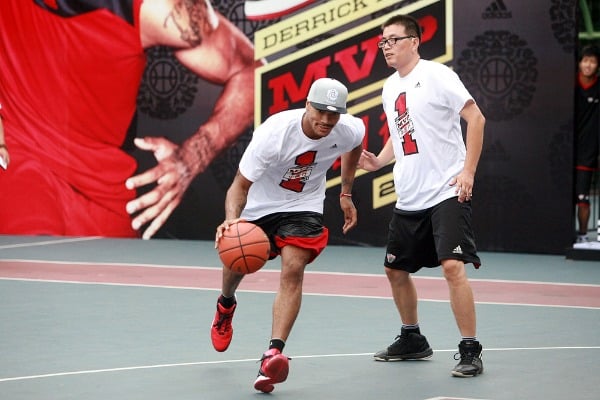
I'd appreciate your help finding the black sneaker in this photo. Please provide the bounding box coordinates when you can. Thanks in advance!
[451,340,483,377]
[374,332,433,361]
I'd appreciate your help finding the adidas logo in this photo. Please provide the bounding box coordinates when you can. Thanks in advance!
[452,245,463,255]
[415,82,421,88]
[386,253,396,263]
[482,0,512,19]
[330,143,338,149]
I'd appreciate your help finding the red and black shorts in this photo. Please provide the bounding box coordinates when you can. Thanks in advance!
[250,211,328,264]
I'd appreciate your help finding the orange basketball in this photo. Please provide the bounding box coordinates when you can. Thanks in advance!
[217,221,270,274]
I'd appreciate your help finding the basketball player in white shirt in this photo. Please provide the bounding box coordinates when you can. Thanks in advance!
[359,14,485,377]
[212,78,365,392]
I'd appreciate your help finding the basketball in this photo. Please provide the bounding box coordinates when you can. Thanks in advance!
[217,221,270,274]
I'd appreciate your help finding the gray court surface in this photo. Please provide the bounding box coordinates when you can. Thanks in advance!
[1,235,599,400]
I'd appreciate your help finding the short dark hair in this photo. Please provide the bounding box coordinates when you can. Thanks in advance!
[580,44,600,62]
[381,14,421,42]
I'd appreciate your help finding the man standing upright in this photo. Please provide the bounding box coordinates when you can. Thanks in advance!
[359,14,485,377]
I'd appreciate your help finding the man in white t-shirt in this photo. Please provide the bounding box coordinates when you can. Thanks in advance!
[359,14,485,377]
[211,78,365,393]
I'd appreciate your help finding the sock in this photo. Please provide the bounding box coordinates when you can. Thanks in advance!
[461,336,477,343]
[401,323,420,335]
[218,294,236,308]
[269,338,285,352]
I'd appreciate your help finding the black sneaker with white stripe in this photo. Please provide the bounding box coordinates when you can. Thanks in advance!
[451,340,483,377]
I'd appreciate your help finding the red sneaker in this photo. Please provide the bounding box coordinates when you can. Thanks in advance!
[253,348,290,393]
[210,301,236,352]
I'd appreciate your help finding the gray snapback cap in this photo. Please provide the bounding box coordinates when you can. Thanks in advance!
[307,78,348,114]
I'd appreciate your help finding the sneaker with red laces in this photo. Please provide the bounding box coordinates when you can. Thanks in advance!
[253,348,290,393]
[210,301,236,352]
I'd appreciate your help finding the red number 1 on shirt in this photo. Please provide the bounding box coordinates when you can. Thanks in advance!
[396,92,418,155]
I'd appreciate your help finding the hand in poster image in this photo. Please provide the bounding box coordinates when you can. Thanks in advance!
[126,0,262,239]
[0,0,261,239]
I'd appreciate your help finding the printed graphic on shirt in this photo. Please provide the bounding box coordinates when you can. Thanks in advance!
[394,92,418,155]
[279,150,317,192]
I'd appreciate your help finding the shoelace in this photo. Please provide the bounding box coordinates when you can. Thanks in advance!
[257,353,292,364]
[213,311,233,334]
[453,350,482,363]
[256,352,292,378]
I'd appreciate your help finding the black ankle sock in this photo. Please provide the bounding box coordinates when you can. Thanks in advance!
[401,324,421,335]
[218,294,236,308]
[269,338,285,352]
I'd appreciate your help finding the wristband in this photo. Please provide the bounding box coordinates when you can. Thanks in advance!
[340,193,352,198]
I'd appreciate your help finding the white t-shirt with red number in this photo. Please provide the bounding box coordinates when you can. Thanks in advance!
[239,108,365,220]
[382,59,473,211]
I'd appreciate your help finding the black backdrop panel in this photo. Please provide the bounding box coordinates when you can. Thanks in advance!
[136,0,576,254]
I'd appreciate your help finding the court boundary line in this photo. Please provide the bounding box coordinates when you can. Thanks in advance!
[1,259,598,288]
[1,277,600,310]
[1,346,598,383]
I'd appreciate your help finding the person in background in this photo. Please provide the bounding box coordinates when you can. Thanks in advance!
[0,103,8,170]
[0,0,260,239]
[211,78,365,393]
[574,44,600,244]
[359,14,485,377]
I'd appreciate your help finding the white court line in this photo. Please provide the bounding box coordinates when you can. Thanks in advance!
[0,346,598,383]
[1,277,600,310]
[0,237,102,250]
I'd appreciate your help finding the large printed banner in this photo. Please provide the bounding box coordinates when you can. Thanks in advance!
[140,0,576,253]
[255,0,451,245]
[1,0,574,254]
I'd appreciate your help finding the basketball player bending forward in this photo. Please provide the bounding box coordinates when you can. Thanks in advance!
[211,78,365,393]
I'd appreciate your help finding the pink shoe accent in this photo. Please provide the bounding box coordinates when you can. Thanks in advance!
[253,348,290,393]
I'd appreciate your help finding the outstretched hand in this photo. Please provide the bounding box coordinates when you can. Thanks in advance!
[125,137,195,239]
[358,149,382,171]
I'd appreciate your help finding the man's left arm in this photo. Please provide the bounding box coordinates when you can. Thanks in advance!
[174,12,262,174]
[339,144,364,234]
[454,100,485,202]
